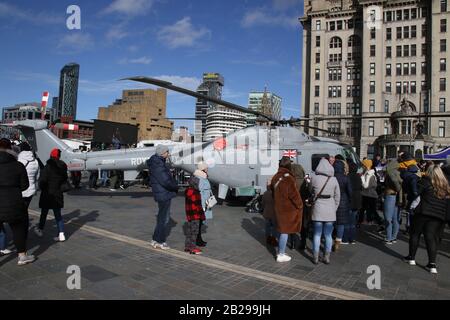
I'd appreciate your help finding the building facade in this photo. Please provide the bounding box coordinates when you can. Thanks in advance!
[97,88,173,141]
[204,105,247,141]
[300,0,450,158]
[58,63,80,120]
[172,126,191,143]
[2,103,56,123]
[248,90,282,120]
[195,73,225,141]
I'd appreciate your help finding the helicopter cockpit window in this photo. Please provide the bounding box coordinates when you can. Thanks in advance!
[342,147,361,166]
[312,154,329,172]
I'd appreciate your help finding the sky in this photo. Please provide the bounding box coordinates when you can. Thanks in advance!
[0,0,304,131]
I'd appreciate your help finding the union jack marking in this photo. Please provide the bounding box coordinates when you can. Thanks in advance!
[283,150,297,158]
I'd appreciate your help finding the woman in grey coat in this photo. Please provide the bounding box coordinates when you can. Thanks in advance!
[310,158,341,264]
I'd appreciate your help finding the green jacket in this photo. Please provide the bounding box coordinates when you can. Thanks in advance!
[385,159,402,195]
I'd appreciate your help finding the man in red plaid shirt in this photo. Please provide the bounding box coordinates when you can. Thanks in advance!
[184,176,205,255]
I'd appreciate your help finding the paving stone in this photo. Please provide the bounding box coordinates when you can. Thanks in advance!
[81,265,119,283]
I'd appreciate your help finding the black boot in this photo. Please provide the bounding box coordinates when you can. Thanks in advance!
[196,235,207,247]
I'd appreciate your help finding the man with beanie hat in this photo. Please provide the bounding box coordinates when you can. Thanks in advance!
[147,145,178,250]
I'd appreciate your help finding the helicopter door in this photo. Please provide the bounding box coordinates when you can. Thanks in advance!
[311,153,329,172]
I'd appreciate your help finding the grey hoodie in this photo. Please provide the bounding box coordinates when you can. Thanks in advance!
[310,158,341,222]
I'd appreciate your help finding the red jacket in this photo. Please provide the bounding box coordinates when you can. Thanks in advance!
[185,187,205,222]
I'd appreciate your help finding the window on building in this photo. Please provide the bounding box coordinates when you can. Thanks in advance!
[439,121,445,137]
[386,11,393,22]
[396,10,402,21]
[411,8,417,19]
[401,120,412,135]
[315,86,320,97]
[440,98,446,112]
[411,81,417,94]
[386,28,392,40]
[316,52,320,63]
[442,0,448,12]
[422,24,427,37]
[369,99,375,112]
[347,85,351,97]
[386,64,392,76]
[404,26,409,38]
[316,20,321,30]
[422,43,427,56]
[370,63,376,75]
[315,69,320,80]
[386,46,392,58]
[422,7,428,18]
[441,58,447,71]
[370,81,376,93]
[411,25,417,38]
[422,61,427,74]
[369,121,375,136]
[383,120,390,135]
[314,103,320,114]
[348,19,354,29]
[440,78,447,91]
[370,45,376,56]
[441,19,447,32]
[316,36,321,47]
[330,37,342,48]
[396,63,402,76]
[396,82,402,94]
[330,21,336,31]
[404,9,410,20]
[441,39,447,52]
[337,20,343,30]
[424,94,429,111]
[396,27,402,39]
[396,45,402,57]
[384,100,390,113]
[403,45,409,56]
[386,82,392,93]
[421,80,427,91]
[411,44,417,56]
[370,28,376,39]
[403,81,409,93]
[403,63,409,75]
[411,62,416,75]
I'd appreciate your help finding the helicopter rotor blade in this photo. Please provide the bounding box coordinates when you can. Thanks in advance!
[122,76,275,122]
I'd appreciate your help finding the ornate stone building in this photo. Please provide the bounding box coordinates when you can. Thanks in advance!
[98,88,173,141]
[300,0,450,158]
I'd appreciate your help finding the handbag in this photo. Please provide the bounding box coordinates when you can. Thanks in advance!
[205,192,217,209]
[305,177,331,207]
[60,180,72,193]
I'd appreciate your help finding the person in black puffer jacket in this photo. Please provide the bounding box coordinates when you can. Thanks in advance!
[0,138,35,265]
[404,164,450,274]
[35,148,68,242]
[345,162,362,244]
[333,160,352,251]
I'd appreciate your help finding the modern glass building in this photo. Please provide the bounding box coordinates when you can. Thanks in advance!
[247,90,282,122]
[58,63,80,120]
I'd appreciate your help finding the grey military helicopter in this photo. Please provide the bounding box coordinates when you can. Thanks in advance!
[2,76,360,210]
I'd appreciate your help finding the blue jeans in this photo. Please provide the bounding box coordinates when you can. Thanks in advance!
[312,221,334,254]
[0,223,6,250]
[336,224,345,240]
[152,200,171,243]
[384,195,399,241]
[278,233,288,254]
[343,210,358,242]
[100,170,108,187]
[39,208,64,233]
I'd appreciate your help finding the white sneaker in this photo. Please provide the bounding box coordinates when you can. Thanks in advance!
[34,228,43,238]
[54,232,66,242]
[276,254,292,262]
[158,242,170,250]
[0,249,13,256]
[17,254,35,266]
[150,240,158,248]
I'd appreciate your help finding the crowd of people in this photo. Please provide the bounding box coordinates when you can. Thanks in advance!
[257,152,450,274]
[2,138,450,275]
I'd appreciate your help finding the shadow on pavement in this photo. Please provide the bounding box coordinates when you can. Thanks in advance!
[241,216,276,258]
[356,225,405,260]
[67,188,153,199]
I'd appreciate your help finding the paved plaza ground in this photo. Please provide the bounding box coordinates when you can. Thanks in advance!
[0,183,449,300]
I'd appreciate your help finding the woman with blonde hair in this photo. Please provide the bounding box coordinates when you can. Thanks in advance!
[404,165,450,274]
